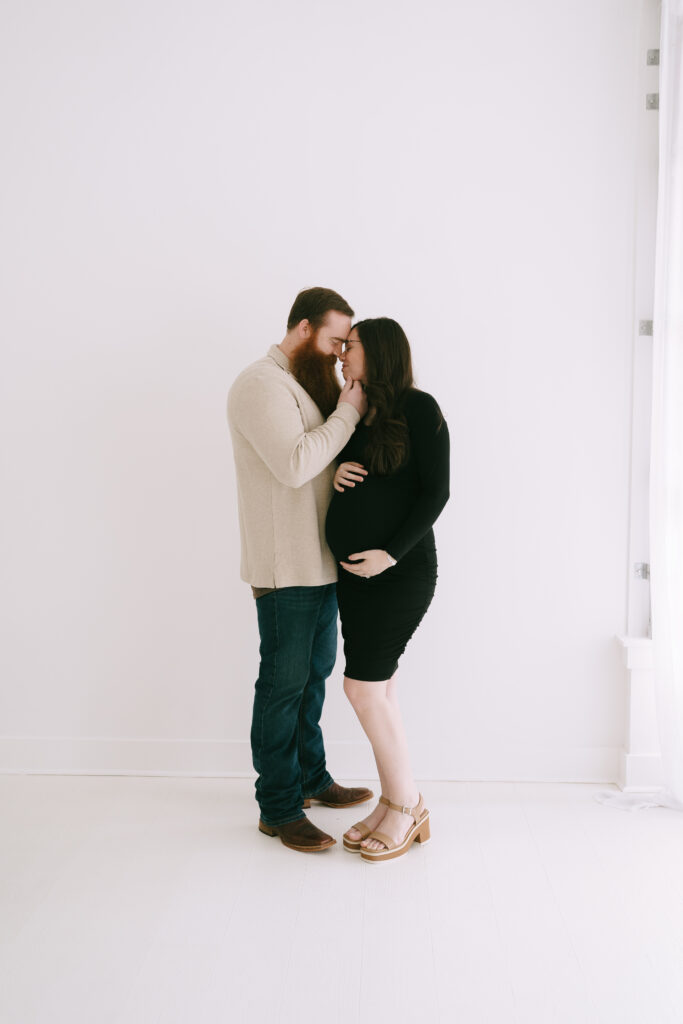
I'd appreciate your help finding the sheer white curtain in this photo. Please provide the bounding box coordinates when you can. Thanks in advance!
[648,0,683,811]
[598,0,683,812]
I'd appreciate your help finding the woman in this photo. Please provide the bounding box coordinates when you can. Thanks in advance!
[325,318,450,862]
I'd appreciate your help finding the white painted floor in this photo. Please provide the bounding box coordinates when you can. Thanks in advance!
[1,775,682,1024]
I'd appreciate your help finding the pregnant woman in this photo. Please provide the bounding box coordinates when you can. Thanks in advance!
[325,317,450,862]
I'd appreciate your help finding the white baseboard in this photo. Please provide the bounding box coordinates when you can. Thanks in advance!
[0,734,620,782]
[0,736,255,777]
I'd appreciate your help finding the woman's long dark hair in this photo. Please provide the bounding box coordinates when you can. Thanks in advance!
[354,317,414,475]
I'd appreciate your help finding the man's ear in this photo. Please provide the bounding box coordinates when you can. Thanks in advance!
[298,319,312,339]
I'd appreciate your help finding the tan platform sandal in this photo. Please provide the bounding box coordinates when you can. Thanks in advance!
[359,794,430,862]
[343,795,390,853]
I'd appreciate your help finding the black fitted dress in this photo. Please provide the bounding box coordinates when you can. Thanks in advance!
[325,388,450,681]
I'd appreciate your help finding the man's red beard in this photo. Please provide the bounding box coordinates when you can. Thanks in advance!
[289,335,342,417]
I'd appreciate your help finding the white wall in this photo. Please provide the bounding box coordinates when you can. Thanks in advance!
[0,0,656,779]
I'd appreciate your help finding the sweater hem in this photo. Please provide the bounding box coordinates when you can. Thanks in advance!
[240,573,338,589]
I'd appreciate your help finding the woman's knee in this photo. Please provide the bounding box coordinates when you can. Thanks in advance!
[343,676,387,710]
[343,677,360,705]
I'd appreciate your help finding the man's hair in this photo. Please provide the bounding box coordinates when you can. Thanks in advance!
[286,287,354,331]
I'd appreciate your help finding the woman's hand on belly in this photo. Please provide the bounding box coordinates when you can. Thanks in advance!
[340,549,397,579]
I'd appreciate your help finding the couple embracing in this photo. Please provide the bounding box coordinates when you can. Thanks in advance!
[227,286,450,863]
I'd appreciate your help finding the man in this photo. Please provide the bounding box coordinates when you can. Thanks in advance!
[227,286,373,853]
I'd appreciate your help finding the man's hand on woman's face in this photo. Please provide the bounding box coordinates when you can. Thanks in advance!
[338,378,368,417]
[334,462,367,493]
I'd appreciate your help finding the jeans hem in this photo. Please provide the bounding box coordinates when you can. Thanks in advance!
[259,810,307,828]
[302,770,335,799]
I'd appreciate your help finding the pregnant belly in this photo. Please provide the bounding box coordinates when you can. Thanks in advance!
[325,482,409,562]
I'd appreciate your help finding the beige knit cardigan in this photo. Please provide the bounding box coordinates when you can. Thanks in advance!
[227,345,360,588]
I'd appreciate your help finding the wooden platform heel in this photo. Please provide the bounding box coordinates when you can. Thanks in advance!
[359,794,430,863]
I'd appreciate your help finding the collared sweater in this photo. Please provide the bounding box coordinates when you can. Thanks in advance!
[227,345,360,588]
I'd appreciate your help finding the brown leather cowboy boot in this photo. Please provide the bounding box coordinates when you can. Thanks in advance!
[303,781,374,809]
[258,814,336,852]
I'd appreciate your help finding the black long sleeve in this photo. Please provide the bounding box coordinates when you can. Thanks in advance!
[385,391,450,560]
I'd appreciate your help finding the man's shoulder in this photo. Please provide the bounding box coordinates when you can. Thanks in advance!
[231,352,280,385]
[229,351,288,399]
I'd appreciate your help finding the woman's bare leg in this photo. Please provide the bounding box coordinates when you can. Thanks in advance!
[344,678,390,841]
[344,765,390,841]
[343,674,419,850]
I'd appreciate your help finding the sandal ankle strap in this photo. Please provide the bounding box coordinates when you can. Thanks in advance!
[385,793,423,821]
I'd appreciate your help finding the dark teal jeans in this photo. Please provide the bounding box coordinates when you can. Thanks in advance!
[251,584,337,827]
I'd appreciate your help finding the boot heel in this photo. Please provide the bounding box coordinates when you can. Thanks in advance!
[302,799,311,808]
[415,817,431,843]
[258,821,278,837]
